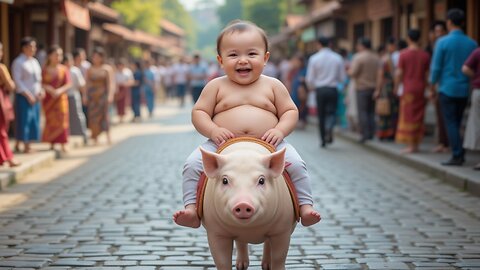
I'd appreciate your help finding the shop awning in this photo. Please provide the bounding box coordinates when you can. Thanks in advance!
[63,0,91,31]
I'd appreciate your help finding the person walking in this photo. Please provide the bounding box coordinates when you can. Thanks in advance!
[41,45,71,152]
[429,8,477,166]
[12,37,43,153]
[172,58,189,107]
[144,60,156,117]
[462,48,480,170]
[427,21,450,153]
[114,58,133,123]
[394,29,431,154]
[306,36,346,147]
[86,47,114,145]
[348,37,381,143]
[0,42,20,166]
[130,61,143,122]
[289,54,308,129]
[63,53,88,145]
[188,53,208,104]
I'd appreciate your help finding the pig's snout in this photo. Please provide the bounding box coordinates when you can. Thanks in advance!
[233,202,255,219]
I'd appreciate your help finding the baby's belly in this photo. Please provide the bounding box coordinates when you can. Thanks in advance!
[213,106,278,138]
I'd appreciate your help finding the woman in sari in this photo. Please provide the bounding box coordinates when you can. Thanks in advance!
[374,42,399,140]
[0,42,19,166]
[395,30,430,153]
[41,45,71,152]
[86,47,114,145]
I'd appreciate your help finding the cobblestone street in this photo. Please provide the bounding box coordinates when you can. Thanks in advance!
[0,106,479,270]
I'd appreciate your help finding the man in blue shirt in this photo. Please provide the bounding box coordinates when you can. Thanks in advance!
[429,8,477,166]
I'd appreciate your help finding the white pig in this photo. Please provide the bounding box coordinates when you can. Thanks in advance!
[199,140,297,270]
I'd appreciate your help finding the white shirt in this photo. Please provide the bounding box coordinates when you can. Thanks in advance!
[163,66,174,87]
[173,63,189,84]
[115,67,133,86]
[12,53,42,96]
[67,66,86,96]
[306,48,346,89]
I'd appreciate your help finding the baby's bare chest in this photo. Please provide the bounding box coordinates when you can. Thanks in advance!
[215,87,275,111]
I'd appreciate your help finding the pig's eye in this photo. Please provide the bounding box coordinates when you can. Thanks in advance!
[258,177,265,185]
[222,177,229,185]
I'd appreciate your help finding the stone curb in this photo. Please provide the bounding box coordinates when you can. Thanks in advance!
[0,136,84,191]
[336,130,480,197]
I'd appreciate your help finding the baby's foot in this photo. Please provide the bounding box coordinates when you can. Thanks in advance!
[173,206,201,228]
[300,205,321,226]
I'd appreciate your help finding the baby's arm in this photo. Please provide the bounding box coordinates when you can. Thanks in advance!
[192,78,234,145]
[262,78,299,146]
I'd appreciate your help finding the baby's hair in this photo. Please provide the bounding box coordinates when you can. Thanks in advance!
[216,20,268,55]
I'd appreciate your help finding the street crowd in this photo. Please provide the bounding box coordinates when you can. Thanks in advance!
[0,36,217,168]
[273,8,479,170]
[0,8,478,171]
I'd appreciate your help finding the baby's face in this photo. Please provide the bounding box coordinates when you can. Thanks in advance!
[217,29,269,85]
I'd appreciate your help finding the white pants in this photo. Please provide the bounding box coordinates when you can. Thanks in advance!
[182,140,313,206]
[464,90,480,150]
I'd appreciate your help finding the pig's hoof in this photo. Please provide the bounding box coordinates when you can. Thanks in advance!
[236,261,249,270]
[261,262,271,270]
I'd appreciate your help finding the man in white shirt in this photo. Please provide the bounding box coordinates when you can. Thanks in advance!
[11,37,43,153]
[172,57,190,106]
[306,36,346,147]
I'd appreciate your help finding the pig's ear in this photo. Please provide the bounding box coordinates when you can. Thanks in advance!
[262,148,286,178]
[200,147,226,178]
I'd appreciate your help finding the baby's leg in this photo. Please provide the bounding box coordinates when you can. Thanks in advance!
[278,141,321,226]
[173,140,218,228]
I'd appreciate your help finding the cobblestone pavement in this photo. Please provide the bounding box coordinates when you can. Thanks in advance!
[0,106,479,270]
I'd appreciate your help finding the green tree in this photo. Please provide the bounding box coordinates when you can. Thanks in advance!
[243,0,283,35]
[161,0,197,51]
[217,0,243,28]
[111,0,162,35]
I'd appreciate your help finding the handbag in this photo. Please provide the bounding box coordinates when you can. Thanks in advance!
[375,96,391,116]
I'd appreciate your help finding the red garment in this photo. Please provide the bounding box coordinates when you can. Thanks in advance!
[115,85,130,116]
[396,48,430,144]
[0,87,13,164]
[42,65,71,143]
[398,48,430,94]
[464,48,480,88]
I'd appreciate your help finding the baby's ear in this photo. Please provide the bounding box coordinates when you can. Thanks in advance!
[216,55,223,67]
[264,51,270,63]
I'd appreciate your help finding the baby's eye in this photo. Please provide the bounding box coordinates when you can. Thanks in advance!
[228,53,237,57]
[249,52,258,56]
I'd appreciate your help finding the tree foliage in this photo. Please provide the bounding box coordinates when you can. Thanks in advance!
[111,0,162,35]
[161,0,197,51]
[217,0,243,28]
[217,0,301,35]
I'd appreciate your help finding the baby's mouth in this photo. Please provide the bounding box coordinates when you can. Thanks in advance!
[236,68,252,74]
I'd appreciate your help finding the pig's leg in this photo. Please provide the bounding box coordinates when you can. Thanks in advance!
[266,233,291,270]
[235,240,249,269]
[207,233,233,270]
[261,239,272,269]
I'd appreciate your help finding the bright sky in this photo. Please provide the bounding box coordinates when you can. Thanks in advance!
[179,0,224,10]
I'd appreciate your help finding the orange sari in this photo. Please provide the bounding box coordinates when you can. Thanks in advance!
[42,65,70,143]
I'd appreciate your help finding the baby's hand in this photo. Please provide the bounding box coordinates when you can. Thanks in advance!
[262,128,284,147]
[211,127,235,145]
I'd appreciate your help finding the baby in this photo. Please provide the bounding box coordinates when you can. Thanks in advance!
[173,20,321,228]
